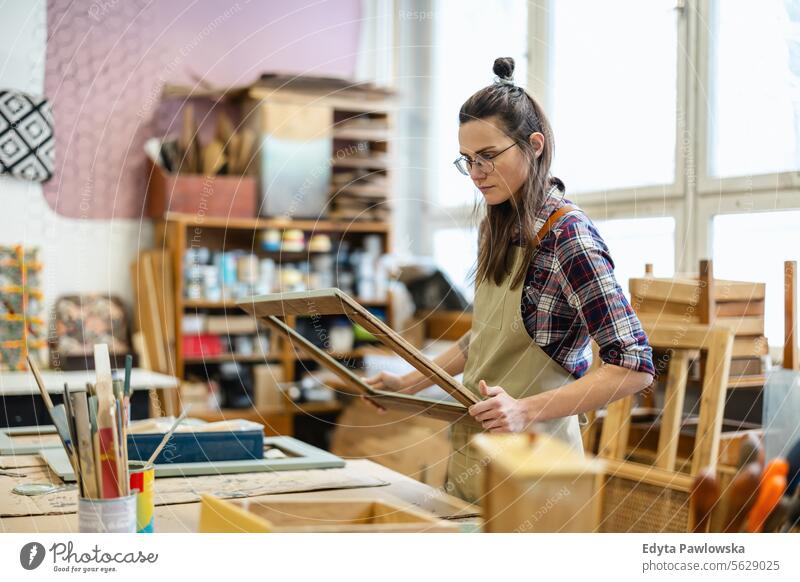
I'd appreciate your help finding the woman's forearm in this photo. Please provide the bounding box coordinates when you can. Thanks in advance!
[401,332,470,393]
[522,363,653,424]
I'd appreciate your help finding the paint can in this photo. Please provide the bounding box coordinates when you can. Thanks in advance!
[129,461,155,533]
[78,495,137,533]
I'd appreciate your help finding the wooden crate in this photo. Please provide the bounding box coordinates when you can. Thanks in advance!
[471,433,604,533]
[146,159,257,219]
[630,262,767,382]
[198,495,458,532]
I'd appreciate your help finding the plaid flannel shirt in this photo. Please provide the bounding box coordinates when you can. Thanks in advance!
[517,188,655,378]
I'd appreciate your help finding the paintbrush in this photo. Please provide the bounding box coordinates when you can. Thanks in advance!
[113,379,127,496]
[26,355,54,411]
[123,354,133,419]
[62,383,82,495]
[71,390,98,499]
[145,407,190,468]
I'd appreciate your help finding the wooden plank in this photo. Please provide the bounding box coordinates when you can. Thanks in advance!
[637,313,763,335]
[784,261,798,370]
[654,350,690,471]
[597,395,632,460]
[690,327,734,475]
[698,260,714,324]
[634,297,765,318]
[629,277,765,305]
[732,336,768,358]
[716,300,765,317]
[164,212,391,233]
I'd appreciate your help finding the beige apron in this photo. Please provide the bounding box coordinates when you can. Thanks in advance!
[445,211,584,504]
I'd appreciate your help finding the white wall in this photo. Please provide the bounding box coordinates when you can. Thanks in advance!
[0,0,152,324]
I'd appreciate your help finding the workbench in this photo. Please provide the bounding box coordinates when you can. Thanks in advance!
[0,368,179,424]
[0,459,479,533]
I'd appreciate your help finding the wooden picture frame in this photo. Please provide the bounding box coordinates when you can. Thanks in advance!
[0,425,60,455]
[42,435,346,481]
[237,289,480,426]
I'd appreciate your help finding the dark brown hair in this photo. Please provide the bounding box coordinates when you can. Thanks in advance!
[461,57,563,288]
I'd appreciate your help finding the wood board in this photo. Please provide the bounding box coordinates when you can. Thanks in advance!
[237,289,481,426]
[0,425,61,455]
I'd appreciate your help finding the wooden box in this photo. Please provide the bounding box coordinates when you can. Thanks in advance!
[198,495,458,532]
[630,273,767,377]
[253,364,285,409]
[146,160,257,219]
[471,433,605,533]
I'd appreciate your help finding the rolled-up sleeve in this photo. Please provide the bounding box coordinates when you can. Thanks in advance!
[553,218,655,376]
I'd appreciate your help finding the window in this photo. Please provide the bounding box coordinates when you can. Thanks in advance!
[549,0,679,194]
[432,227,478,300]
[593,216,676,297]
[707,0,800,179]
[712,210,800,348]
[430,0,528,209]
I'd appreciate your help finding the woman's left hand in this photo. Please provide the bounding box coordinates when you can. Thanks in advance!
[468,380,530,433]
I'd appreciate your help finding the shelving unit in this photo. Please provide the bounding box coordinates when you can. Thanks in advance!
[156,212,394,419]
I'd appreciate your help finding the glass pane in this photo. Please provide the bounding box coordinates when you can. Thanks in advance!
[713,211,800,349]
[708,0,800,178]
[431,0,528,208]
[593,216,676,298]
[550,0,678,193]
[432,227,478,300]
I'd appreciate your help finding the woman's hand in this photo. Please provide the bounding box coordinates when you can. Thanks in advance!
[360,371,414,413]
[468,380,531,433]
[363,371,413,393]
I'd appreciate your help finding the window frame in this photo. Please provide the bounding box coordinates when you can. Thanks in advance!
[694,0,800,196]
[415,0,800,320]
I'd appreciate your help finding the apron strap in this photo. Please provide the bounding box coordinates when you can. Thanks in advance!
[534,203,579,245]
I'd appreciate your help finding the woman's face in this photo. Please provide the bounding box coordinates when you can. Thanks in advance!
[457,116,544,205]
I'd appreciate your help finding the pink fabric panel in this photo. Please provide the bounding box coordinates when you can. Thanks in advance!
[44,0,361,219]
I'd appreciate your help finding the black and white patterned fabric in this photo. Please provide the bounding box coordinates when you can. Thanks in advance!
[0,90,54,183]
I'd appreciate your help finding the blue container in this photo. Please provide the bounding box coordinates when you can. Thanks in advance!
[126,429,263,465]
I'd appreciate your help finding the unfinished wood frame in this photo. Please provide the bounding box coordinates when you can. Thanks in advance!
[596,323,734,532]
[0,425,60,455]
[237,289,480,426]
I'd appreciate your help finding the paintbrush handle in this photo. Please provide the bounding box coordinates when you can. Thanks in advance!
[27,355,54,410]
[146,408,190,467]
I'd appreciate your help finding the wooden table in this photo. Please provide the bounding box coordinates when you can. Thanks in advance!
[0,368,179,419]
[0,459,480,533]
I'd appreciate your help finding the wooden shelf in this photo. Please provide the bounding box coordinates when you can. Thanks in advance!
[333,128,390,142]
[184,297,389,310]
[165,212,390,233]
[183,352,282,364]
[333,155,389,169]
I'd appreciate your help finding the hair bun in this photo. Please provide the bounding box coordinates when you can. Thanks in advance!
[493,57,515,81]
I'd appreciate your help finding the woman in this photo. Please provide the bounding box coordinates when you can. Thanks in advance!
[365,57,655,504]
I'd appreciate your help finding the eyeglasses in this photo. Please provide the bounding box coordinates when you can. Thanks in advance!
[453,142,518,176]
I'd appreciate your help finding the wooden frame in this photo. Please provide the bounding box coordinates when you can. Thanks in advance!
[41,436,346,481]
[199,495,459,533]
[237,289,481,426]
[596,323,734,532]
[0,425,60,455]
